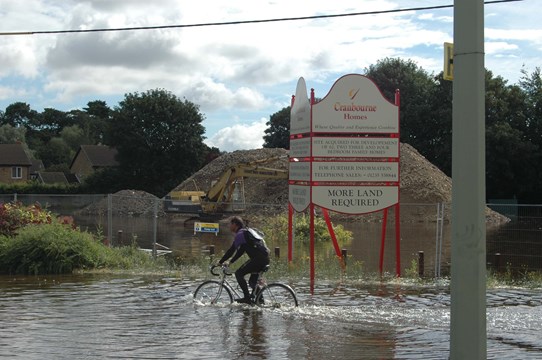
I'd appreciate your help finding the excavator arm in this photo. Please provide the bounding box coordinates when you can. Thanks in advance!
[164,155,288,216]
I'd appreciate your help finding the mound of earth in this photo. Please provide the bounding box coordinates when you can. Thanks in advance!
[173,144,508,224]
[76,190,164,217]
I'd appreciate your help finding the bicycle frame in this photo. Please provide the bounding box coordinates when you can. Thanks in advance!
[193,264,299,307]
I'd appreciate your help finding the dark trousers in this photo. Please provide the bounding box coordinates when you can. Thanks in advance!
[235,256,270,298]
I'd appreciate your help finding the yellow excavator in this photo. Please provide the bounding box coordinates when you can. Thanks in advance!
[164,156,288,216]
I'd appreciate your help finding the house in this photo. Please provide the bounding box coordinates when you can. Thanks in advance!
[70,145,118,181]
[29,159,45,180]
[37,172,69,185]
[0,143,33,184]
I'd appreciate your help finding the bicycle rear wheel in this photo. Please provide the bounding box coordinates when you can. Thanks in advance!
[193,280,233,305]
[255,283,298,309]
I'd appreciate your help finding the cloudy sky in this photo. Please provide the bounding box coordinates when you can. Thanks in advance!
[1,0,540,151]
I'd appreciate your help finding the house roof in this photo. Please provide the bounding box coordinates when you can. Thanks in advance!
[30,159,45,174]
[0,143,32,166]
[38,172,68,185]
[70,145,118,168]
[65,173,80,184]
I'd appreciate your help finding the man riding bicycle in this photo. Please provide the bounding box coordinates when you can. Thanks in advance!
[218,216,270,304]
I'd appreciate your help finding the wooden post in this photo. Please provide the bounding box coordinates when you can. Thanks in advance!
[494,253,501,272]
[342,249,348,266]
[275,247,280,259]
[418,251,424,277]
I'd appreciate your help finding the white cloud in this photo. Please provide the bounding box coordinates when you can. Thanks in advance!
[205,118,268,152]
[1,0,541,151]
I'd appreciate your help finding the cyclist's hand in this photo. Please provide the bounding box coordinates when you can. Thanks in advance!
[221,261,230,268]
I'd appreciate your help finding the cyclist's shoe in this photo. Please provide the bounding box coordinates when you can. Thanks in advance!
[235,297,253,304]
[257,296,265,305]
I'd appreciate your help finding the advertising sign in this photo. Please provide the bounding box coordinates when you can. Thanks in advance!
[312,137,399,158]
[194,222,219,235]
[289,161,311,182]
[312,74,399,133]
[312,161,399,182]
[289,184,310,212]
[312,186,398,214]
[289,137,311,158]
[290,77,311,135]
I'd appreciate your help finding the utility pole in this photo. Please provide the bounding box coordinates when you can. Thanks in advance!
[450,0,487,358]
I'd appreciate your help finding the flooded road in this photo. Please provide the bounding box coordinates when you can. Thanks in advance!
[1,274,541,359]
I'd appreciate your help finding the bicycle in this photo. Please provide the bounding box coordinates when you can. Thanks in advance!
[193,264,298,308]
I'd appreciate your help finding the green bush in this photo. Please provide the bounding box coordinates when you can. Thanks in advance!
[0,222,169,275]
[0,222,106,274]
[260,212,353,245]
[0,202,53,237]
[0,182,82,194]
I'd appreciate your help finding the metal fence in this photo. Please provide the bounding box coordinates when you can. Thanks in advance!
[1,193,541,277]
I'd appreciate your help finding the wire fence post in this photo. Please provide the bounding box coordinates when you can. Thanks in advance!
[107,194,113,247]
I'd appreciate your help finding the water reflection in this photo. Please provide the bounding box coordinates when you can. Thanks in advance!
[1,274,541,359]
[74,215,455,277]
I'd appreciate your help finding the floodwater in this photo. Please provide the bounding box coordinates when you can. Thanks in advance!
[74,214,452,277]
[1,274,541,359]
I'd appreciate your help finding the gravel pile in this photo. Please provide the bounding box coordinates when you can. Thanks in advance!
[77,190,165,217]
[80,144,508,224]
[173,144,508,224]
[172,148,289,206]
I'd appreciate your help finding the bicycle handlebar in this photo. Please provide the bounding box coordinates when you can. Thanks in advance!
[210,264,232,276]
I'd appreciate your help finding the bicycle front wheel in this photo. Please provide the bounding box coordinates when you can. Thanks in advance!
[255,283,298,309]
[193,280,233,305]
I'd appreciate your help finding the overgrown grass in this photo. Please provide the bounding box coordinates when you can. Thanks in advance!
[0,222,170,275]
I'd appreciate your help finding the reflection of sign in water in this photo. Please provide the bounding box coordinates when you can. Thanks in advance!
[194,222,219,235]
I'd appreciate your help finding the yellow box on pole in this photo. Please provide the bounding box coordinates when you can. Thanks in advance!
[444,42,454,81]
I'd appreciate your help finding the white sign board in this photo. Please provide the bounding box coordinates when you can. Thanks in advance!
[289,137,311,158]
[290,77,311,135]
[312,74,399,133]
[312,186,398,214]
[312,137,399,158]
[289,184,311,212]
[289,161,311,182]
[312,161,399,182]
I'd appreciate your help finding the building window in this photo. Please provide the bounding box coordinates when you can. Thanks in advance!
[11,167,22,179]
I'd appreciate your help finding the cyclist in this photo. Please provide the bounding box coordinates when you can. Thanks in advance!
[218,216,270,304]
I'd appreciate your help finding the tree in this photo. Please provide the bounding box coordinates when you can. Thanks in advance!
[365,58,437,159]
[485,122,538,201]
[81,100,112,144]
[107,89,206,197]
[61,125,88,152]
[518,67,542,203]
[37,137,72,168]
[0,124,27,144]
[263,106,291,149]
[2,102,37,128]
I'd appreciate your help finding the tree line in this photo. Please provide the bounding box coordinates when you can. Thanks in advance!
[263,58,542,204]
[2,58,541,203]
[0,89,220,198]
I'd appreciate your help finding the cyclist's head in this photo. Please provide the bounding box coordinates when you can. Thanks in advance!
[229,216,245,230]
